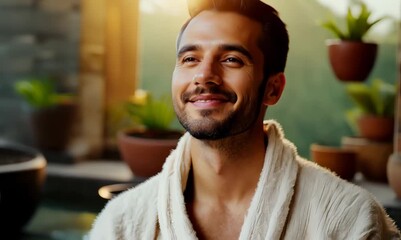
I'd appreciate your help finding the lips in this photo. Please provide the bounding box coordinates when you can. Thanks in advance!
[189,94,229,103]
[184,89,237,109]
[189,95,229,108]
[183,86,237,105]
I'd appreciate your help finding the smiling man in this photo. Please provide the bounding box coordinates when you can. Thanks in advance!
[173,9,272,141]
[90,0,400,239]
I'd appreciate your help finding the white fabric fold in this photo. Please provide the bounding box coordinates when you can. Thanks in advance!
[89,120,400,239]
[157,120,299,239]
[158,132,197,239]
[240,121,299,240]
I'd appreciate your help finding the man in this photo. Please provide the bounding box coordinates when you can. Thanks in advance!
[90,0,400,239]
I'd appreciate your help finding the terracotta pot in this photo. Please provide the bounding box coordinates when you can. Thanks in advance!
[342,136,392,182]
[310,144,357,181]
[357,115,394,142]
[327,40,377,82]
[31,102,77,150]
[387,153,401,199]
[117,129,182,178]
[0,139,47,235]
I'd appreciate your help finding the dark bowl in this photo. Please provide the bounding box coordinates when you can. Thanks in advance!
[0,139,47,235]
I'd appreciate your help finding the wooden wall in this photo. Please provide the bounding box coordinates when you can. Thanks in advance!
[79,0,140,158]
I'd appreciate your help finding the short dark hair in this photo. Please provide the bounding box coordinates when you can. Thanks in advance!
[178,0,289,78]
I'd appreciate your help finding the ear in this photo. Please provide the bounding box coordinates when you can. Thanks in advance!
[263,73,286,106]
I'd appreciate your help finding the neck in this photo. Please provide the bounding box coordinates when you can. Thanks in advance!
[187,123,267,204]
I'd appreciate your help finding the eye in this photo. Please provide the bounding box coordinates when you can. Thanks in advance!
[225,57,241,62]
[183,56,197,63]
[222,57,244,67]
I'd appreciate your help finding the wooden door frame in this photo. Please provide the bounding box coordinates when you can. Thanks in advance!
[78,0,140,158]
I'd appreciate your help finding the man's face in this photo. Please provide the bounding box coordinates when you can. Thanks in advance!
[172,10,265,140]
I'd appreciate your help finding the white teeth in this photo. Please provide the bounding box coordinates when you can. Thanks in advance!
[196,100,212,102]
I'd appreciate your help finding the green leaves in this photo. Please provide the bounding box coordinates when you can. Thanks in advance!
[14,78,75,109]
[126,91,175,131]
[345,78,396,117]
[321,2,385,41]
[15,79,55,109]
[345,79,396,134]
[321,20,347,40]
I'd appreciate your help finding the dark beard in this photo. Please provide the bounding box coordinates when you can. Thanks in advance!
[179,108,238,140]
[175,81,267,140]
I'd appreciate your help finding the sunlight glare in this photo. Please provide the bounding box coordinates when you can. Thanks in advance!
[140,0,188,15]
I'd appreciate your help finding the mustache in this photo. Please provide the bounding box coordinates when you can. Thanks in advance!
[182,86,237,103]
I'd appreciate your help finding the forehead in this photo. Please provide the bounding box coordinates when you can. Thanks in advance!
[178,10,263,50]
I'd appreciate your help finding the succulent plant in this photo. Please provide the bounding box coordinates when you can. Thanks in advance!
[321,2,386,41]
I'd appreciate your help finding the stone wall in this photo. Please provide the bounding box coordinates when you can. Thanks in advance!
[0,0,81,145]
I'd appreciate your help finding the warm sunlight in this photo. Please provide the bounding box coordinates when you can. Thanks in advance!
[140,0,187,15]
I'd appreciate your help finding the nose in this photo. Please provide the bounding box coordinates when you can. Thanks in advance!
[193,59,221,86]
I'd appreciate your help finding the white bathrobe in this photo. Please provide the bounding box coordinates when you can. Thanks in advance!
[90,120,400,239]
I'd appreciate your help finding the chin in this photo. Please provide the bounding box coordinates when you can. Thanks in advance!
[182,118,233,140]
[188,129,228,140]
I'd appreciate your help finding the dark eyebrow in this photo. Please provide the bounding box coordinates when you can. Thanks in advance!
[177,44,200,58]
[176,43,254,62]
[219,44,254,62]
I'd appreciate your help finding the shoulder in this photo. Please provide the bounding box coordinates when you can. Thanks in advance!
[88,175,161,239]
[295,156,379,208]
[293,157,400,239]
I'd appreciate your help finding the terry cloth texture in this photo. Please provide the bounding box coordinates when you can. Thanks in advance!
[90,120,401,240]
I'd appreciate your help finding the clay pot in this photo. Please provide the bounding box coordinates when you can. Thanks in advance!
[0,139,47,235]
[387,153,401,199]
[357,115,394,142]
[327,40,377,82]
[310,144,357,181]
[31,102,77,150]
[117,129,182,178]
[342,136,392,182]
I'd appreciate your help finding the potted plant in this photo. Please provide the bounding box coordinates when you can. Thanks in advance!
[310,144,357,181]
[344,78,396,140]
[14,78,77,151]
[321,2,386,82]
[341,78,396,182]
[117,89,183,178]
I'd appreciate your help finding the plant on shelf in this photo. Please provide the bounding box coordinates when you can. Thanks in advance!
[345,78,396,141]
[321,2,387,82]
[15,78,75,109]
[117,89,182,178]
[321,2,384,41]
[342,78,396,182]
[14,78,77,151]
[124,89,177,136]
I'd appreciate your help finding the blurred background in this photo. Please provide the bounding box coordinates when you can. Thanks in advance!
[0,0,400,238]
[0,0,399,158]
